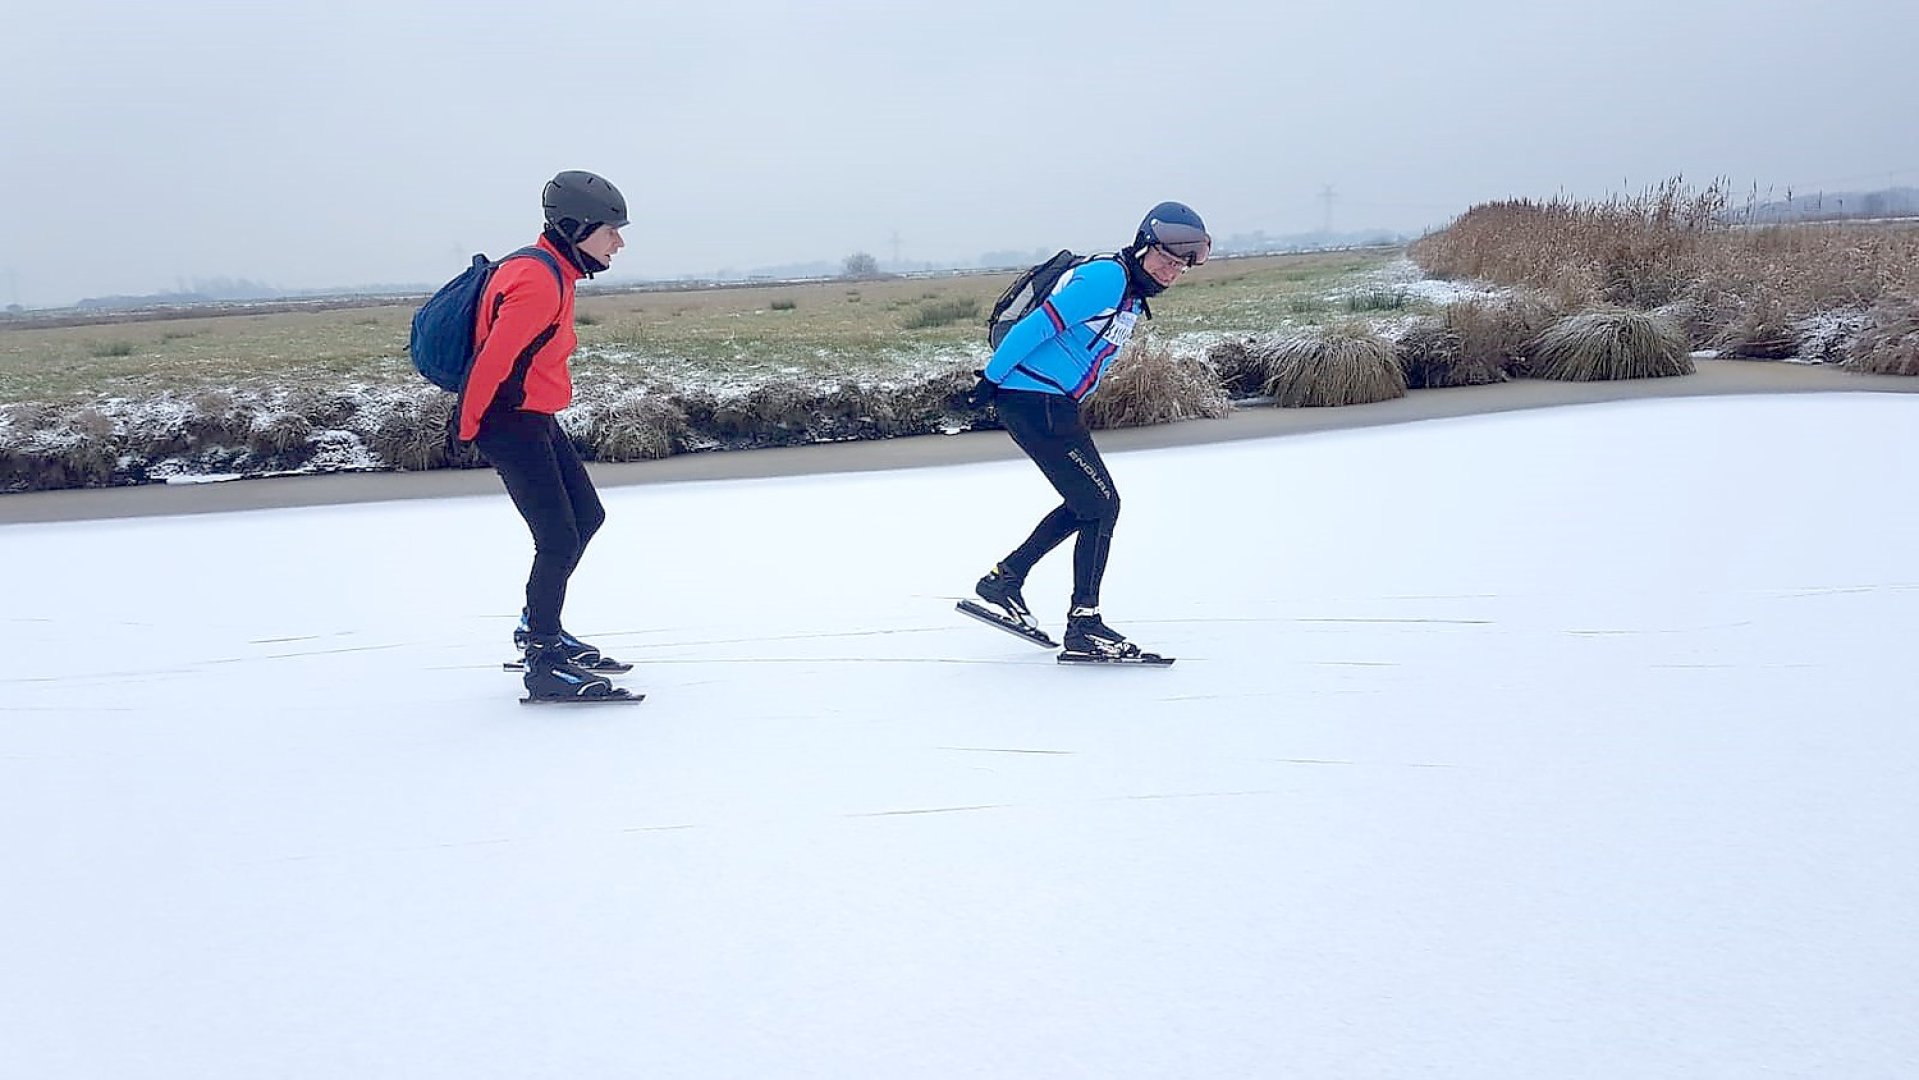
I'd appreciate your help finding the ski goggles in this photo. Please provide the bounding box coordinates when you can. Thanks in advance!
[1148,222,1212,267]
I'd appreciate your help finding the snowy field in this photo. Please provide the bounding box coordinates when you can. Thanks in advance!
[3,394,1916,1079]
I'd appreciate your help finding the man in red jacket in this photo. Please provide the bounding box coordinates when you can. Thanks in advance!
[463,170,631,702]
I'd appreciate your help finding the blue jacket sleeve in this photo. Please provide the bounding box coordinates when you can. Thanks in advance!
[982,259,1128,383]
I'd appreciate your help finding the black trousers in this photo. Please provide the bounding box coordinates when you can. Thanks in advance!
[474,409,605,636]
[994,390,1120,610]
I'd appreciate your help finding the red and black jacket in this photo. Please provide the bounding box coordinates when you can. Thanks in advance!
[458,235,584,442]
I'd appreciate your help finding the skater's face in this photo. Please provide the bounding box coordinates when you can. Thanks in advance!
[576,224,625,265]
[1142,244,1191,288]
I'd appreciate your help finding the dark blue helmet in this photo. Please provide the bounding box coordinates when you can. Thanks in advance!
[1136,201,1212,266]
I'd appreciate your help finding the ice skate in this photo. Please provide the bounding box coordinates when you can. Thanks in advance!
[510,611,632,673]
[957,565,1057,648]
[1058,607,1173,666]
[519,636,641,704]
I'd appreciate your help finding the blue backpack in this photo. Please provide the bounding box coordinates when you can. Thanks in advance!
[408,247,564,391]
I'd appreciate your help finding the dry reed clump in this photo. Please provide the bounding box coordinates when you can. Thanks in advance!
[674,367,977,449]
[0,405,126,490]
[1396,295,1556,388]
[1840,298,1919,376]
[1523,309,1694,381]
[248,406,314,455]
[366,392,456,471]
[303,390,363,432]
[183,388,254,450]
[2,402,50,435]
[1204,338,1268,398]
[567,388,689,461]
[855,368,976,431]
[1448,296,1560,379]
[1394,319,1465,389]
[416,394,490,471]
[1257,324,1407,407]
[303,429,377,472]
[266,385,475,473]
[1651,297,1714,349]
[54,409,121,486]
[1708,295,1798,359]
[1082,343,1231,430]
[800,369,978,439]
[689,379,834,446]
[900,296,981,330]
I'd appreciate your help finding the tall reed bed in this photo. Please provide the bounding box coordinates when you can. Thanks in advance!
[1410,179,1919,368]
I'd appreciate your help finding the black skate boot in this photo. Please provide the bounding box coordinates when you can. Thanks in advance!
[512,611,631,673]
[520,636,640,704]
[975,565,1038,630]
[1059,607,1174,666]
[956,564,1057,647]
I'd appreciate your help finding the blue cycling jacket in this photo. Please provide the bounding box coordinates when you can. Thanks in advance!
[983,256,1143,401]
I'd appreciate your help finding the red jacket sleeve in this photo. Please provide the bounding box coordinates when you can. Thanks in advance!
[458,263,565,441]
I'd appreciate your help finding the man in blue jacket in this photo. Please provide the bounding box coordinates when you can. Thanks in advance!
[969,202,1211,659]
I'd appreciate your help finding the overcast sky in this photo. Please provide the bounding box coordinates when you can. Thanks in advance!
[3,0,1915,308]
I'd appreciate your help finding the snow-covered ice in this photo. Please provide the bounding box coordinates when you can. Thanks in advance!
[3,394,1916,1079]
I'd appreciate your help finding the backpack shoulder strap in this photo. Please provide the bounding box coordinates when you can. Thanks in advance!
[1086,253,1151,320]
[502,247,566,294]
[484,247,567,328]
[1056,254,1137,335]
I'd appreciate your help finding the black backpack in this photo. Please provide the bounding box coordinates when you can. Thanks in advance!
[987,250,1090,349]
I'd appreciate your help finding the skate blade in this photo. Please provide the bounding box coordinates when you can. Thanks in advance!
[1057,651,1175,667]
[503,659,634,674]
[956,600,1057,648]
[519,689,645,705]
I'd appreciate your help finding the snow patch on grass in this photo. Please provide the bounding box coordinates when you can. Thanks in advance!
[1348,258,1513,306]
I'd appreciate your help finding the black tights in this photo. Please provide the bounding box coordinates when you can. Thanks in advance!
[993,390,1120,610]
[475,409,605,636]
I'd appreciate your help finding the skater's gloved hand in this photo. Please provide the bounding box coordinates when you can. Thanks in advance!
[964,370,998,409]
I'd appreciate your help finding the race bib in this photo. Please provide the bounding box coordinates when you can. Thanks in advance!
[1101,309,1139,352]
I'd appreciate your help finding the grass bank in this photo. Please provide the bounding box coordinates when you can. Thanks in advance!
[2,251,1413,492]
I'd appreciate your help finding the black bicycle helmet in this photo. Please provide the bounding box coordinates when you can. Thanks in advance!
[543,170,629,241]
